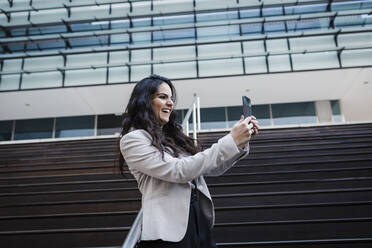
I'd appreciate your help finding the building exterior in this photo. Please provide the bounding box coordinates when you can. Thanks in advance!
[0,0,372,142]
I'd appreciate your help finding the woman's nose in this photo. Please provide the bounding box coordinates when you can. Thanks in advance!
[166,98,174,106]
[166,100,173,106]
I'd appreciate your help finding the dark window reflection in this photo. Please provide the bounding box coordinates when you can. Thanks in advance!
[199,107,226,129]
[55,115,95,138]
[331,100,342,122]
[174,109,184,124]
[227,104,271,127]
[14,118,53,140]
[272,101,317,125]
[97,114,123,135]
[0,120,13,141]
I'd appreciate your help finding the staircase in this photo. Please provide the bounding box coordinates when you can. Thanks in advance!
[1,123,372,248]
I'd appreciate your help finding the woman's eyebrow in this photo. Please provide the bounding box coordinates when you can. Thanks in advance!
[158,93,173,97]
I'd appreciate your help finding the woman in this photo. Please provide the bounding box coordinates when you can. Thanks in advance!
[119,74,259,247]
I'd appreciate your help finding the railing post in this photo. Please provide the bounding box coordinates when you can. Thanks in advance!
[186,121,189,137]
[197,96,201,131]
[193,101,197,145]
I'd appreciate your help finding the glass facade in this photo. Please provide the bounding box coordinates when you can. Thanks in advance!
[97,114,123,136]
[14,118,54,140]
[0,100,343,142]
[272,102,317,125]
[0,120,13,141]
[55,116,95,138]
[1,0,372,91]
[331,100,343,122]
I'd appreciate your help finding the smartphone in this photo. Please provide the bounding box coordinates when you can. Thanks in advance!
[242,96,252,118]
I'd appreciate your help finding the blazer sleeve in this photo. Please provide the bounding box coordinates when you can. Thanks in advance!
[120,129,249,183]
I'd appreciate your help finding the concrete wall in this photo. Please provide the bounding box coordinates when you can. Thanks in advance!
[340,68,372,122]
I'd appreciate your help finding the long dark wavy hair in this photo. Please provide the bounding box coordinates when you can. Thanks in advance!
[117,74,202,176]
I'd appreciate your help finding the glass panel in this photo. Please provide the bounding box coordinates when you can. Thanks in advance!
[227,105,271,127]
[154,61,196,79]
[7,43,25,53]
[97,114,123,135]
[262,7,283,17]
[174,109,184,124]
[292,52,339,70]
[331,1,363,11]
[200,107,226,130]
[110,33,130,45]
[197,11,238,22]
[132,18,151,28]
[109,51,130,64]
[243,40,265,53]
[241,23,262,35]
[338,32,372,48]
[252,105,271,126]
[268,55,291,72]
[30,8,67,23]
[287,18,330,32]
[244,57,267,74]
[196,0,235,10]
[153,28,195,43]
[2,59,22,72]
[264,21,286,33]
[0,120,13,141]
[153,14,194,26]
[108,66,129,84]
[110,19,130,30]
[272,102,317,125]
[130,65,151,82]
[71,5,110,19]
[21,71,62,89]
[240,9,260,19]
[285,3,327,15]
[30,25,66,35]
[65,68,107,86]
[132,32,151,44]
[131,49,151,62]
[10,28,26,37]
[111,3,130,17]
[289,36,336,50]
[14,118,54,140]
[0,75,20,91]
[334,15,364,28]
[132,1,151,15]
[71,23,107,32]
[197,25,240,40]
[331,100,343,122]
[68,36,109,48]
[24,56,63,70]
[199,58,243,77]
[67,53,107,67]
[198,42,241,57]
[341,49,372,67]
[55,116,95,138]
[36,39,65,50]
[154,0,194,13]
[266,39,288,52]
[9,11,28,25]
[153,46,195,60]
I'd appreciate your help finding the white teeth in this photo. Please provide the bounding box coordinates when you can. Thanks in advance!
[162,109,170,113]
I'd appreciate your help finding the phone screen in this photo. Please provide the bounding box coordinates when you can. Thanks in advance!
[242,96,252,118]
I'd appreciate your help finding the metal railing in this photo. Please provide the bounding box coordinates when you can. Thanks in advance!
[182,94,201,143]
[121,94,201,248]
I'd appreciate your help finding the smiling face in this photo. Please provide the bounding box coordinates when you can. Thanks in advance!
[152,83,174,125]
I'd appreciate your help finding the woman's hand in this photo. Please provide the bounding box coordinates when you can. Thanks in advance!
[230,115,259,149]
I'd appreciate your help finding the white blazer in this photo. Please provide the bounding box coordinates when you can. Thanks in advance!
[120,129,249,242]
